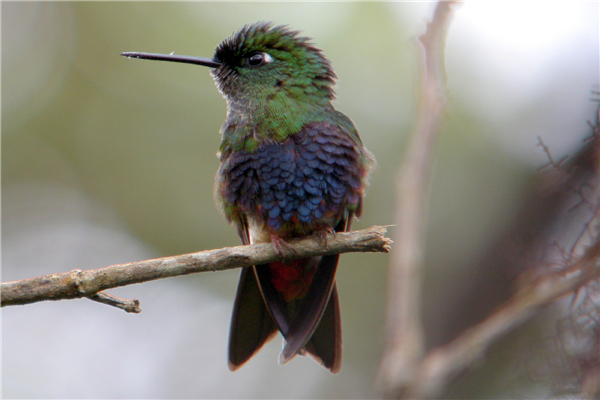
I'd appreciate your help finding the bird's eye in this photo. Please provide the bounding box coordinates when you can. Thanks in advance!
[246,52,272,67]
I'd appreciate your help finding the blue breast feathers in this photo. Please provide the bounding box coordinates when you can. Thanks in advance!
[218,122,365,233]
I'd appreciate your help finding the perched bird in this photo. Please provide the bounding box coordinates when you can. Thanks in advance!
[122,22,375,374]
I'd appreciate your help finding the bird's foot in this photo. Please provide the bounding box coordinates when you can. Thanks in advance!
[313,225,335,247]
[270,233,297,258]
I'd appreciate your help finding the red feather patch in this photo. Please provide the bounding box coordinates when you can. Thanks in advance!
[269,259,316,302]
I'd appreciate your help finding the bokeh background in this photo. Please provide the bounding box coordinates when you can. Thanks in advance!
[2,2,598,399]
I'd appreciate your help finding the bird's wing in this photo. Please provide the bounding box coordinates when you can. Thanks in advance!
[228,215,279,370]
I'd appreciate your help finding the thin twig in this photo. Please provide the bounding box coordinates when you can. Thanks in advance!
[1,225,391,308]
[537,136,569,171]
[377,2,458,396]
[89,292,141,313]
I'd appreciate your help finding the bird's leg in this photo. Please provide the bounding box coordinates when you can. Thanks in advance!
[312,224,335,247]
[270,233,297,258]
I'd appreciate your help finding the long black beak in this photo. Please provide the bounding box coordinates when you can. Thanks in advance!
[121,52,222,68]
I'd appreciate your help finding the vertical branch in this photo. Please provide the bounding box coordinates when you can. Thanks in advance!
[377,1,458,396]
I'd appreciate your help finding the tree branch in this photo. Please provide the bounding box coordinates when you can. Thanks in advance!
[382,120,598,397]
[1,225,391,309]
[377,1,458,395]
[410,238,600,398]
[378,1,599,397]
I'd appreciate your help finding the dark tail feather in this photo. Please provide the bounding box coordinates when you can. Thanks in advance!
[304,283,342,374]
[253,264,291,335]
[228,267,278,370]
[278,216,349,366]
[279,252,339,365]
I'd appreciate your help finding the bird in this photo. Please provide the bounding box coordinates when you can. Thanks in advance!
[122,22,375,374]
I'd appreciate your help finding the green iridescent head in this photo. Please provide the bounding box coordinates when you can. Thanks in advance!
[211,22,337,105]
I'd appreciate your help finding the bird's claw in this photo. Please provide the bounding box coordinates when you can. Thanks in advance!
[313,225,335,247]
[270,234,297,258]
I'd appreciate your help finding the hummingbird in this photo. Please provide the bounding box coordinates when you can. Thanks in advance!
[122,22,374,374]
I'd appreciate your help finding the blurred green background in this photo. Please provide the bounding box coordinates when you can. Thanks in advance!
[3,2,598,398]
